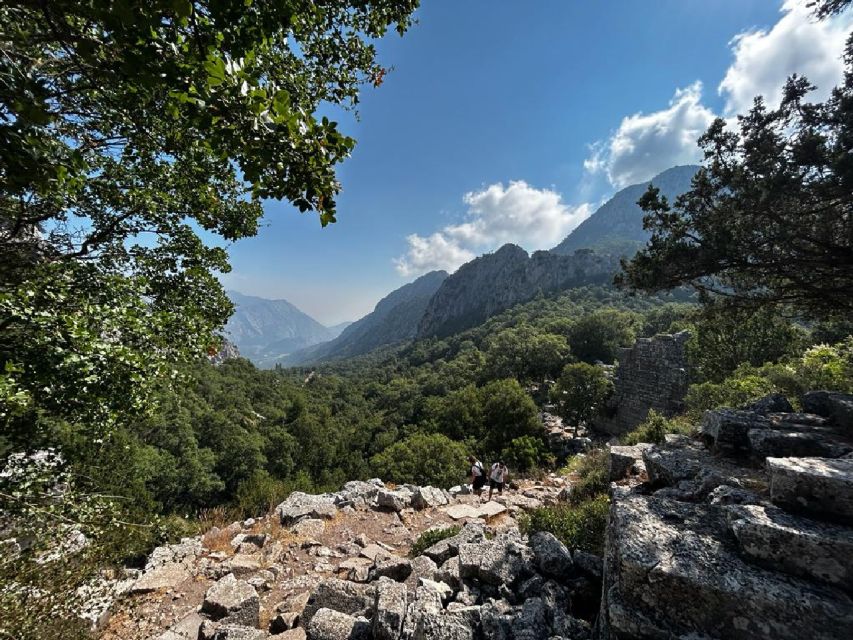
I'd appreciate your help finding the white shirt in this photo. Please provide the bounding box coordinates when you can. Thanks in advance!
[490,464,506,483]
[471,461,483,477]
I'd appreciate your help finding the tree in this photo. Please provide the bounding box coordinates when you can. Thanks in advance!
[485,324,570,382]
[0,1,419,437]
[619,36,853,320]
[370,432,468,488]
[550,363,613,430]
[567,310,637,364]
[478,379,542,457]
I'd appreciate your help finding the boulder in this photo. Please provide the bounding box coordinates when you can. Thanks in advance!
[802,391,853,428]
[272,630,307,640]
[336,481,381,506]
[767,456,853,524]
[745,393,794,415]
[412,612,474,640]
[642,435,707,486]
[199,624,266,640]
[372,578,407,640]
[601,488,853,640]
[411,486,449,510]
[291,519,326,538]
[510,597,549,640]
[434,556,461,591]
[572,549,603,581]
[270,611,300,634]
[608,444,650,481]
[747,427,850,460]
[301,579,374,628]
[458,539,533,586]
[277,492,338,525]
[409,555,438,582]
[306,608,370,640]
[479,600,515,640]
[228,554,262,578]
[376,489,413,512]
[372,557,412,582]
[155,612,204,640]
[422,523,485,564]
[129,563,191,594]
[442,502,506,521]
[726,503,853,591]
[701,409,770,455]
[201,574,260,627]
[529,531,573,579]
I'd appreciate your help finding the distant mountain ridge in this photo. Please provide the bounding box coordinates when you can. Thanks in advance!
[416,245,620,339]
[224,291,347,365]
[281,270,448,366]
[551,165,698,256]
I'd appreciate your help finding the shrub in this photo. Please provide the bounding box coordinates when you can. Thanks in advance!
[560,448,609,506]
[519,495,610,554]
[234,470,290,518]
[370,433,468,488]
[409,525,461,558]
[500,435,553,472]
[622,410,693,445]
[550,362,613,428]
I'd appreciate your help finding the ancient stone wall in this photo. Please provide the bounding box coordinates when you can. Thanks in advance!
[597,331,690,435]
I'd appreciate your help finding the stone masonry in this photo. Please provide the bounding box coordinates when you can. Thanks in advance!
[597,331,690,435]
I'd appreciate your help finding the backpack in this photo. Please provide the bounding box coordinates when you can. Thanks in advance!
[472,461,484,476]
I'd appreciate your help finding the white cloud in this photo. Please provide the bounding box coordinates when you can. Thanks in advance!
[394,181,593,276]
[719,0,853,115]
[583,82,716,189]
[585,1,853,190]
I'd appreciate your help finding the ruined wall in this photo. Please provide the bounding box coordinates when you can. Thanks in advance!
[597,331,690,435]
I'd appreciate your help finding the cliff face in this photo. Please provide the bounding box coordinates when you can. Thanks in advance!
[417,245,620,339]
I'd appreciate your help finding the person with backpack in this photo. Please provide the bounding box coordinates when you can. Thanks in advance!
[468,455,486,497]
[488,460,508,501]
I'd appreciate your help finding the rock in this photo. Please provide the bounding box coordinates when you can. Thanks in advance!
[422,523,485,564]
[376,489,413,512]
[228,554,262,578]
[411,486,449,510]
[511,597,549,640]
[701,409,770,455]
[608,444,650,481]
[745,393,794,415]
[270,611,300,634]
[517,574,545,600]
[642,435,707,486]
[301,579,374,628]
[201,574,260,627]
[409,555,438,582]
[706,484,763,506]
[601,488,853,640]
[200,624,267,640]
[372,557,412,582]
[412,612,474,640]
[277,492,338,525]
[272,630,307,640]
[768,456,853,523]
[434,556,461,591]
[479,600,515,640]
[418,577,453,603]
[458,539,533,586]
[306,608,370,640]
[413,584,443,616]
[442,502,506,521]
[129,563,191,594]
[145,537,203,571]
[748,427,850,459]
[291,519,326,538]
[551,611,591,639]
[156,612,204,640]
[373,578,407,640]
[358,544,389,562]
[336,481,381,506]
[529,531,573,579]
[726,503,853,591]
[802,391,853,428]
[572,549,603,580]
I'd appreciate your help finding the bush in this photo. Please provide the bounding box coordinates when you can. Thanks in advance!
[550,362,613,428]
[519,495,610,554]
[409,525,461,558]
[234,470,290,518]
[500,435,553,472]
[622,410,692,445]
[370,433,468,488]
[561,448,609,506]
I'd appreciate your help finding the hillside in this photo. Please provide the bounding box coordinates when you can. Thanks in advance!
[281,270,448,366]
[551,165,698,256]
[416,245,620,339]
[224,291,346,364]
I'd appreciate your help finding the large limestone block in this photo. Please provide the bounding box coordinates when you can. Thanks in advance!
[748,427,850,460]
[372,577,407,640]
[306,608,370,640]
[129,563,191,594]
[529,531,573,579]
[412,612,474,640]
[726,503,853,591]
[768,456,853,524]
[803,391,853,428]
[603,489,853,640]
[458,539,533,586]
[701,409,770,455]
[277,491,337,525]
[376,489,413,512]
[411,486,449,510]
[201,574,260,627]
[609,444,649,481]
[301,579,374,628]
[422,523,485,564]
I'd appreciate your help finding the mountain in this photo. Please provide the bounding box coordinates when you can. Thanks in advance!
[224,291,342,364]
[281,270,448,366]
[416,244,621,339]
[551,165,698,256]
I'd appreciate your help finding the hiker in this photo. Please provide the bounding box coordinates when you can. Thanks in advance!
[468,455,486,497]
[488,460,508,501]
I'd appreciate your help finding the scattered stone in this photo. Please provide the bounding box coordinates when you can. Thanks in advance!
[748,427,850,459]
[458,539,533,586]
[155,612,204,640]
[442,501,506,521]
[270,611,300,634]
[201,574,260,627]
[301,579,374,628]
[373,578,407,640]
[228,554,262,578]
[372,557,412,582]
[802,391,853,428]
[701,409,770,455]
[409,555,438,582]
[277,492,338,525]
[422,523,485,564]
[376,489,413,512]
[200,624,266,640]
[412,612,474,640]
[129,563,191,594]
[529,531,573,579]
[511,597,548,640]
[609,444,650,481]
[768,456,853,523]
[358,544,389,562]
[411,486,449,510]
[434,556,461,591]
[306,608,370,640]
[291,519,326,538]
[745,393,794,415]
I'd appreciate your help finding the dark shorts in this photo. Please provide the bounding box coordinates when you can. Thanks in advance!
[473,475,486,491]
[489,479,504,492]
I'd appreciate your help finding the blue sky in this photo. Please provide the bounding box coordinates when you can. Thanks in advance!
[221,0,853,324]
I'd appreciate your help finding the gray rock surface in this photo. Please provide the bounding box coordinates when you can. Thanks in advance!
[373,577,407,640]
[411,486,449,510]
[726,503,853,590]
[301,579,374,628]
[458,538,533,586]
[529,531,573,579]
[376,489,412,512]
[745,393,794,415]
[768,456,853,524]
[422,524,485,565]
[201,574,260,627]
[372,556,412,582]
[277,492,338,525]
[608,444,649,481]
[803,391,853,428]
[306,608,370,640]
[701,409,770,455]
